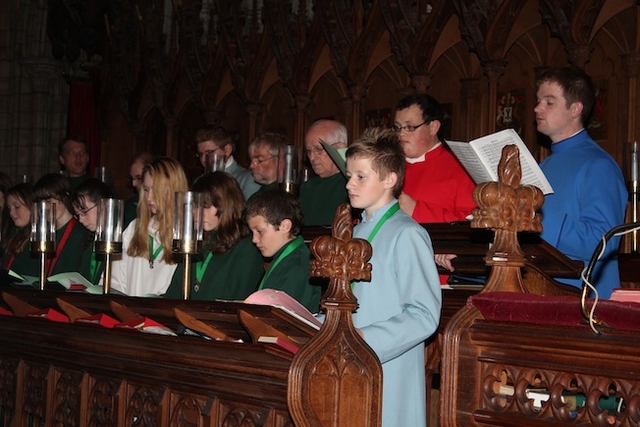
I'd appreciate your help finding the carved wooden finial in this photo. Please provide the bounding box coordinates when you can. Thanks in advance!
[288,203,382,427]
[470,144,544,293]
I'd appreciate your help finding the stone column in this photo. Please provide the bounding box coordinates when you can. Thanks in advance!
[460,77,479,141]
[20,58,66,177]
[293,93,311,148]
[245,102,263,142]
[483,59,507,135]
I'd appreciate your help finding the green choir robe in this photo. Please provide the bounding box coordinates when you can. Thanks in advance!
[49,218,93,279]
[259,236,322,313]
[299,173,348,226]
[2,231,39,278]
[165,234,264,300]
[247,182,277,202]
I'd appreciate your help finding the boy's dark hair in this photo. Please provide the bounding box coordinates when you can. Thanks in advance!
[346,127,405,198]
[71,178,113,213]
[33,173,72,212]
[536,67,596,126]
[245,189,303,237]
[395,93,444,140]
[195,126,233,148]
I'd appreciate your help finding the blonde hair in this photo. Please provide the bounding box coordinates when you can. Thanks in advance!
[127,157,188,264]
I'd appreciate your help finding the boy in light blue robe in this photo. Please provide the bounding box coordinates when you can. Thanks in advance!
[344,127,442,427]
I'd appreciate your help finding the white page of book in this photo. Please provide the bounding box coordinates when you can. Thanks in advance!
[471,129,553,194]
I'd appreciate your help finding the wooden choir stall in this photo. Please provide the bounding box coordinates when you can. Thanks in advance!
[0,205,382,427]
[439,145,640,427]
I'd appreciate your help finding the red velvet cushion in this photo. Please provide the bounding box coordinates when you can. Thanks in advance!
[469,292,640,332]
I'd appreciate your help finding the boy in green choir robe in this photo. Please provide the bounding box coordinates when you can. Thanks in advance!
[245,189,322,313]
[33,174,93,281]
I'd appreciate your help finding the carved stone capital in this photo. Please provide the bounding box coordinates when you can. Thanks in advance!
[482,59,508,84]
[411,74,432,93]
[20,58,63,92]
[348,83,369,103]
[621,53,640,78]
[460,77,480,99]
[567,44,592,70]
[245,102,263,119]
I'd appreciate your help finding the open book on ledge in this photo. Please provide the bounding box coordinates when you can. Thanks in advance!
[446,128,554,195]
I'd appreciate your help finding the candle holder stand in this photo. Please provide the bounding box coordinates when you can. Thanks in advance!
[172,239,203,300]
[173,191,204,300]
[30,202,56,291]
[94,198,124,294]
[95,241,123,294]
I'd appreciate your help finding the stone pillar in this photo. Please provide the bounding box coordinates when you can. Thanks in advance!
[293,93,311,149]
[348,83,369,136]
[483,59,507,135]
[245,102,263,142]
[20,58,66,177]
[461,77,480,141]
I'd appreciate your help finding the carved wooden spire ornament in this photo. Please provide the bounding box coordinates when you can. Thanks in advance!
[470,144,544,293]
[288,203,382,427]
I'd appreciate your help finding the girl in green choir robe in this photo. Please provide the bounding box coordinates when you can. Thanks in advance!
[1,183,39,278]
[71,179,113,285]
[164,172,264,300]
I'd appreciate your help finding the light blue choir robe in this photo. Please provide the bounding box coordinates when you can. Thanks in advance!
[352,200,442,427]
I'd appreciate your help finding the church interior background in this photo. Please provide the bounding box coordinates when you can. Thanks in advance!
[2,0,640,252]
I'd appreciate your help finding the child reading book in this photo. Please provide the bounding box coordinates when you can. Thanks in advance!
[245,189,321,313]
[164,172,264,300]
[33,173,93,280]
[71,178,113,284]
[108,157,188,296]
[2,183,38,278]
[345,127,442,427]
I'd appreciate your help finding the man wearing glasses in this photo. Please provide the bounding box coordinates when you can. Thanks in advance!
[196,126,260,200]
[299,119,348,226]
[247,132,288,201]
[393,94,476,223]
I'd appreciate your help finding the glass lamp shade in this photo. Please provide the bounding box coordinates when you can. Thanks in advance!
[207,152,227,172]
[277,145,300,196]
[173,192,204,250]
[30,201,56,250]
[95,198,124,244]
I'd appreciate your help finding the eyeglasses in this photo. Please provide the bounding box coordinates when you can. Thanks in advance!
[195,147,224,159]
[74,204,97,218]
[249,155,276,165]
[305,142,340,157]
[392,121,430,133]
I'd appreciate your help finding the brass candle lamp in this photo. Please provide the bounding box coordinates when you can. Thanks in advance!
[94,198,124,294]
[30,201,56,290]
[172,191,203,300]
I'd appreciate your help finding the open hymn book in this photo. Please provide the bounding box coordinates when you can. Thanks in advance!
[447,128,554,195]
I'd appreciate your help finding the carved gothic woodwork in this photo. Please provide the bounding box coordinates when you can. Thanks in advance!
[380,0,455,92]
[538,0,606,68]
[289,203,382,427]
[470,144,544,293]
[0,206,384,426]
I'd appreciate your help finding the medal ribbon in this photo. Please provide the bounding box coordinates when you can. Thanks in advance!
[351,202,400,290]
[258,236,304,290]
[194,252,213,287]
[148,234,164,266]
[47,218,77,276]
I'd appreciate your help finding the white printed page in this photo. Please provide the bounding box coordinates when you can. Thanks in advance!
[470,129,554,195]
[447,140,498,184]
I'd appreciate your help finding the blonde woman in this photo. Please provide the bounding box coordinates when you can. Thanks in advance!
[108,157,188,296]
